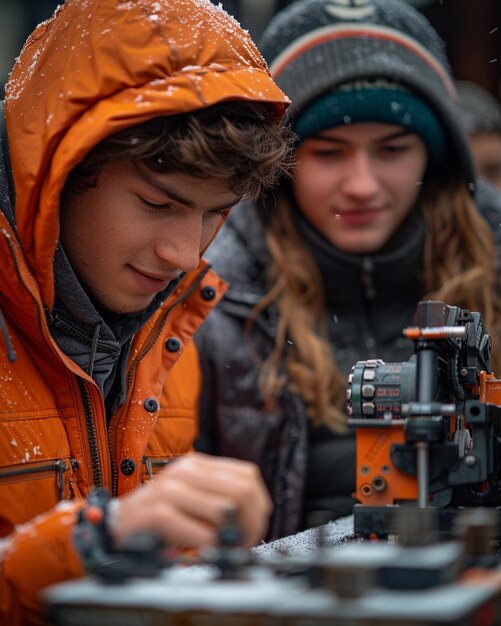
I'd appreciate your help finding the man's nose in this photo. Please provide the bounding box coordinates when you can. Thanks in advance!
[154,220,203,273]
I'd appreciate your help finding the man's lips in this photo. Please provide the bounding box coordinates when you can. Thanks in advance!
[129,266,181,292]
[135,268,181,282]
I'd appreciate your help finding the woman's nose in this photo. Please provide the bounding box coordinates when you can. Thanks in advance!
[341,151,380,198]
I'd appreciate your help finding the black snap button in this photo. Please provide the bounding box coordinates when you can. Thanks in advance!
[120,458,136,476]
[143,397,159,413]
[165,337,181,352]
[201,285,216,301]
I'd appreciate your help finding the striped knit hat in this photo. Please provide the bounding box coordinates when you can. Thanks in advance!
[259,0,475,186]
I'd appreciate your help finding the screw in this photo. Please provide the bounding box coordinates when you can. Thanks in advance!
[361,484,373,496]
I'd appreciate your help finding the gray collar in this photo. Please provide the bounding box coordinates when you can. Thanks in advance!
[49,243,181,396]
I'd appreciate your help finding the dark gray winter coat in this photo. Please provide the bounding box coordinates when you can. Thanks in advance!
[196,181,501,540]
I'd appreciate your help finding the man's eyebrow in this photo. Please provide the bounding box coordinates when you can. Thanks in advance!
[314,129,413,144]
[140,170,241,212]
[140,171,195,207]
[208,197,242,213]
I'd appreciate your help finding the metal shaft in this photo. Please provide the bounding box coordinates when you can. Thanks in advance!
[416,347,437,402]
[416,442,429,508]
[414,344,436,508]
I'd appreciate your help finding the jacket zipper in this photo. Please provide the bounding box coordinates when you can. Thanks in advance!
[2,230,107,492]
[0,460,68,500]
[3,230,110,492]
[361,257,378,357]
[76,376,103,488]
[109,267,211,496]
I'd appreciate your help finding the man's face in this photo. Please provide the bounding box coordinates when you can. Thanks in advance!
[293,123,428,254]
[60,160,240,313]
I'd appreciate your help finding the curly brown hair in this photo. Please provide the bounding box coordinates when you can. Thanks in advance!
[253,175,501,433]
[64,100,294,200]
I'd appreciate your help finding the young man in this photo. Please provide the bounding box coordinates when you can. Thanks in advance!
[0,0,291,623]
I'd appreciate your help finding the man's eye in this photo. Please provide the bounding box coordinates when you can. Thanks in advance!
[207,208,228,218]
[139,197,170,211]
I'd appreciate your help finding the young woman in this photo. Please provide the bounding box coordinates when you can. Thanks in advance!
[195,0,501,540]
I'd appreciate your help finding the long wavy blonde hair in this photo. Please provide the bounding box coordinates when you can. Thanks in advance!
[249,175,501,433]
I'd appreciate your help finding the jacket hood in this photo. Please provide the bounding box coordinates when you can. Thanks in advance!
[3,0,289,308]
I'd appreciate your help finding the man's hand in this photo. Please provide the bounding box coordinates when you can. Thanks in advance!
[110,453,272,549]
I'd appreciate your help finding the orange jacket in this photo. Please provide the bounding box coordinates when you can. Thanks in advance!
[0,1,288,623]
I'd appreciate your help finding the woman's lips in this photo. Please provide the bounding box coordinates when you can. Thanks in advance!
[335,209,382,226]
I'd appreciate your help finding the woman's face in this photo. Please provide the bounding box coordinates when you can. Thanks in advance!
[293,123,428,254]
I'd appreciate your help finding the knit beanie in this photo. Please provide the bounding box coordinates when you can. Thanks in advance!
[293,80,446,167]
[259,0,475,187]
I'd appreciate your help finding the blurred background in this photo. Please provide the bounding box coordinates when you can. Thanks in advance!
[0,0,499,100]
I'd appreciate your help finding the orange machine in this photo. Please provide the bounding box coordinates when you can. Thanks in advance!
[353,371,501,508]
[348,301,501,534]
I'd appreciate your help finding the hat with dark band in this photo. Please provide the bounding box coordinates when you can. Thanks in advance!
[259,0,475,186]
[293,80,447,167]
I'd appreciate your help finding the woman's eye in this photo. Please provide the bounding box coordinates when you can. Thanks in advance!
[312,149,343,158]
[381,144,409,154]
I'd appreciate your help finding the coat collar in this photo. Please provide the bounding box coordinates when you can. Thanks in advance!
[294,205,426,309]
[210,196,425,312]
